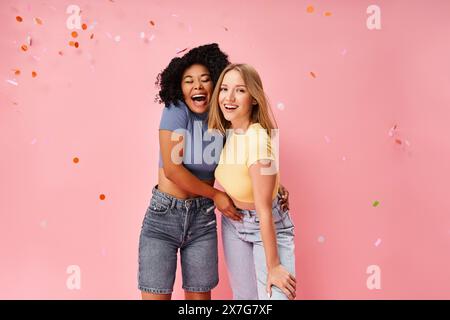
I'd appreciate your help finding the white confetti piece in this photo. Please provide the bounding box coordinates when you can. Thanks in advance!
[388,124,397,137]
[149,34,155,41]
[139,31,145,39]
[374,238,382,247]
[276,102,285,110]
[318,235,325,243]
[6,79,18,86]
[404,140,410,146]
[324,135,331,143]
[27,35,32,46]
[114,35,121,42]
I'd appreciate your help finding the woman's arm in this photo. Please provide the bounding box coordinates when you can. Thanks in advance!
[249,160,296,299]
[160,130,241,220]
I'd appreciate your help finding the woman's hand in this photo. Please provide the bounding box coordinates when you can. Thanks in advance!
[266,264,296,300]
[213,190,242,221]
[278,184,290,212]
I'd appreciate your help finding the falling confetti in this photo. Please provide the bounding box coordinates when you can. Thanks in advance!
[306,5,314,13]
[149,20,155,26]
[310,71,316,78]
[139,31,145,39]
[74,42,79,48]
[276,102,285,110]
[31,71,37,78]
[16,16,23,22]
[324,12,332,17]
[324,135,331,143]
[71,31,78,38]
[6,79,18,86]
[341,48,347,56]
[114,35,121,42]
[34,17,43,25]
[58,51,64,56]
[40,220,47,228]
[404,140,410,146]
[69,41,74,47]
[90,34,94,39]
[318,235,325,243]
[176,47,188,54]
[27,35,32,46]
[101,248,107,256]
[82,23,87,30]
[395,139,402,145]
[149,34,155,41]
[31,138,37,145]
[99,194,106,200]
[372,200,380,207]
[12,69,21,76]
[21,44,28,51]
[374,238,382,247]
[73,157,79,164]
[223,26,228,31]
[388,124,397,137]
[342,156,347,161]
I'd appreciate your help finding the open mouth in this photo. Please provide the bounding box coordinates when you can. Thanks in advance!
[191,94,207,108]
[224,104,238,110]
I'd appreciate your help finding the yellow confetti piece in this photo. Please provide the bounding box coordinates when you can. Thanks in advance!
[373,200,380,207]
[306,5,314,13]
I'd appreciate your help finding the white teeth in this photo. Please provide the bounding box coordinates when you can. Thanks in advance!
[225,104,238,109]
[192,94,206,98]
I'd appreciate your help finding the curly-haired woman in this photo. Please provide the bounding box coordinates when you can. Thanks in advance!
[138,44,290,300]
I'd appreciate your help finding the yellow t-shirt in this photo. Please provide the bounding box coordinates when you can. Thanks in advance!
[215,123,279,203]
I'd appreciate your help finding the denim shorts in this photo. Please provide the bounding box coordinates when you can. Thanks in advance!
[138,186,218,294]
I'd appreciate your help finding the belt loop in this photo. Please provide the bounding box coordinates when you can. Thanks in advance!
[171,198,176,209]
[195,199,200,209]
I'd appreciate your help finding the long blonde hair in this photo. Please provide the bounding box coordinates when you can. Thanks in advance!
[208,64,278,135]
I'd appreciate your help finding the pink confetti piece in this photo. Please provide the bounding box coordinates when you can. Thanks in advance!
[171,14,179,17]
[139,31,145,39]
[324,135,331,143]
[40,220,47,228]
[341,48,347,56]
[31,138,37,145]
[101,248,107,256]
[318,235,325,243]
[374,238,382,247]
[342,156,347,161]
[388,124,397,137]
[276,102,285,110]
[105,32,112,39]
[188,25,192,33]
[404,140,410,147]
[114,35,121,42]
[6,79,18,86]
[149,34,155,41]
[176,47,189,54]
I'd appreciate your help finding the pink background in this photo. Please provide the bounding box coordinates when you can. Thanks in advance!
[1,0,450,299]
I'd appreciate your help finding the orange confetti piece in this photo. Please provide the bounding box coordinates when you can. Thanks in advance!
[82,23,87,30]
[21,44,28,51]
[32,71,37,78]
[69,41,75,47]
[12,69,21,76]
[90,33,94,39]
[34,17,43,25]
[16,16,23,22]
[324,12,332,17]
[74,42,79,48]
[306,5,314,13]
[99,194,106,200]
[71,31,78,38]
[73,157,79,163]
[149,20,155,26]
[395,139,402,144]
[310,71,316,78]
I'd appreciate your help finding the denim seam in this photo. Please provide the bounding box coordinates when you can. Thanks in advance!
[138,285,173,294]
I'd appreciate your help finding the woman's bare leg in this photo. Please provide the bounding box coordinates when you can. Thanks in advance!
[141,291,172,300]
[184,291,211,300]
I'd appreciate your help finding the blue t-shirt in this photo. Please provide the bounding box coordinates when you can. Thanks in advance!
[158,101,224,180]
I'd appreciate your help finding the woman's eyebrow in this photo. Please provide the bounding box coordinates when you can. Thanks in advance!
[183,73,210,79]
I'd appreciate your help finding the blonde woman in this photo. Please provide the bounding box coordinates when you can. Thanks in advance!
[208,64,296,300]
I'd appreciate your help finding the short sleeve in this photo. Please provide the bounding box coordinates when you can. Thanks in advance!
[159,102,189,131]
[246,127,276,167]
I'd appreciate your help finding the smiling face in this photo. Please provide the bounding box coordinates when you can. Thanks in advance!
[181,64,213,114]
[218,69,254,128]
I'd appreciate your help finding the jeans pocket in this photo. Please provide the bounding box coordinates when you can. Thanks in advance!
[148,198,170,215]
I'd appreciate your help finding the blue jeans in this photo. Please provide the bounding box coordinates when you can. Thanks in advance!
[222,196,296,300]
[138,186,219,294]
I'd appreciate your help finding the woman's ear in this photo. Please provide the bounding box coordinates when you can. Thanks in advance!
[252,99,257,105]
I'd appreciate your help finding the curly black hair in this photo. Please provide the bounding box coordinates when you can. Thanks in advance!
[155,43,230,106]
